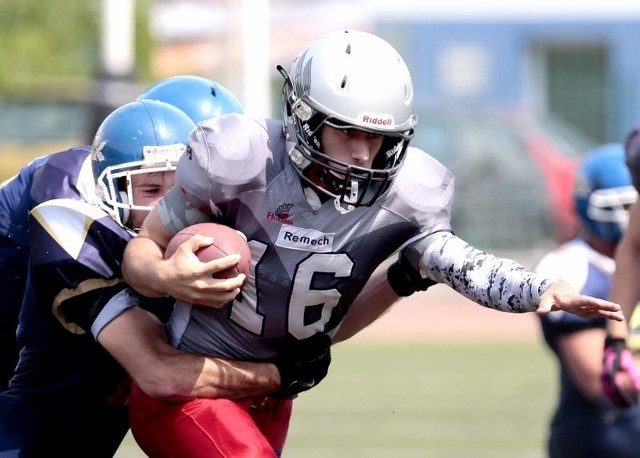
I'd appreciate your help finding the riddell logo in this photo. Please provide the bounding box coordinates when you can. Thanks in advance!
[360,113,394,127]
[267,203,294,225]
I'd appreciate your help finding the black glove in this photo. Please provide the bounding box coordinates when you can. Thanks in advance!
[271,333,332,399]
[387,251,436,297]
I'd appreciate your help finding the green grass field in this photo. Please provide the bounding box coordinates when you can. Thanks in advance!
[115,339,557,458]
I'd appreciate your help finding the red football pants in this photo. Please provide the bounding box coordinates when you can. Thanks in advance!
[128,382,293,458]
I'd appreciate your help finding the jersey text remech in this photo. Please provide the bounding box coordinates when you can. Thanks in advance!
[276,225,334,252]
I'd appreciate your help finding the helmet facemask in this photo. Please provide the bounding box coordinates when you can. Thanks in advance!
[585,186,637,239]
[91,99,195,230]
[94,144,185,227]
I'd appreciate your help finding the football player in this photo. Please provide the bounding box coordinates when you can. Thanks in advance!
[0,74,252,393]
[535,145,640,457]
[0,99,321,457]
[121,30,622,457]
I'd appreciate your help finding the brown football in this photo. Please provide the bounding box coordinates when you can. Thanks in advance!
[165,222,251,286]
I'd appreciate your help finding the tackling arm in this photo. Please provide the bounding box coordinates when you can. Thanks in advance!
[97,306,281,400]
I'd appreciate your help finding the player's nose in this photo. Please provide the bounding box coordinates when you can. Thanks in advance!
[349,138,371,163]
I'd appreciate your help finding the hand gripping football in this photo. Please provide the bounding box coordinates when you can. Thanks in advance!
[165,222,251,285]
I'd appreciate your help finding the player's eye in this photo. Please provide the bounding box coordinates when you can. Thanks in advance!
[137,186,163,196]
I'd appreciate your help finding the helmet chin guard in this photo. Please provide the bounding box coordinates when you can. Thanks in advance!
[279,30,417,210]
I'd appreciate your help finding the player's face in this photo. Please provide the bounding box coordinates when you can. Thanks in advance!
[128,170,176,229]
[320,125,384,170]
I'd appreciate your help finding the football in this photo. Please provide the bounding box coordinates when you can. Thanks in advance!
[165,222,251,286]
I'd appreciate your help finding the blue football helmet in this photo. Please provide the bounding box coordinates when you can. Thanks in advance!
[573,143,637,243]
[91,99,196,226]
[137,75,245,124]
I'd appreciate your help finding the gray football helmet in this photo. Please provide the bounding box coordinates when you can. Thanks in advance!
[279,30,418,211]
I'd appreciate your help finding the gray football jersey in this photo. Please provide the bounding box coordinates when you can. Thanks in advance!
[160,113,454,360]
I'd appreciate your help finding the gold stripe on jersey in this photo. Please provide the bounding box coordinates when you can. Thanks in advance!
[52,277,124,334]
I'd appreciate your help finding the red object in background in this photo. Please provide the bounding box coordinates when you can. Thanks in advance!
[524,130,581,244]
[411,107,594,249]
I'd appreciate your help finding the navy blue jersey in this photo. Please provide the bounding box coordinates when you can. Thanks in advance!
[536,238,640,457]
[7,198,138,456]
[0,146,94,390]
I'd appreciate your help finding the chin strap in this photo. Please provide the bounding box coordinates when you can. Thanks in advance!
[333,197,355,214]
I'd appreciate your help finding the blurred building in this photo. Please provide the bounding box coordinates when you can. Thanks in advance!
[150,0,640,144]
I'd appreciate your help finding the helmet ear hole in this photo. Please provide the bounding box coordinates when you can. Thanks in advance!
[118,190,130,226]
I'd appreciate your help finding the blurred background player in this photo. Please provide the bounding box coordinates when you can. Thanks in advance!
[535,144,640,458]
[0,74,245,392]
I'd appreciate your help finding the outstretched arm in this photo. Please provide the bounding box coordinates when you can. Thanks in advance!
[382,232,622,320]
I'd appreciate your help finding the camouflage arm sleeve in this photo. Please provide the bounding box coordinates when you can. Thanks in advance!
[403,231,551,313]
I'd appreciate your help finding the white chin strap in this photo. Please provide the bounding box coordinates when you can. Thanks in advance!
[333,179,358,214]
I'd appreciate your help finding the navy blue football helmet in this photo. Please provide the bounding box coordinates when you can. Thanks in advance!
[573,143,637,243]
[137,75,245,124]
[91,99,196,226]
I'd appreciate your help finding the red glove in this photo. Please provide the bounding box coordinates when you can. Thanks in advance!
[602,337,640,407]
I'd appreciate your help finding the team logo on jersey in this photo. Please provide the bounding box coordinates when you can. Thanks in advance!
[267,203,294,225]
[276,225,334,252]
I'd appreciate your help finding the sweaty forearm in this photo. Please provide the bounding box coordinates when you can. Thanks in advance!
[99,306,280,400]
[416,232,546,312]
[145,346,281,400]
